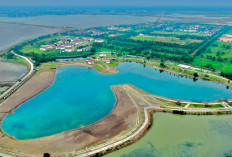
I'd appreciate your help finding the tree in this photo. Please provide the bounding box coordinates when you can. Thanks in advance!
[160,62,165,68]
[6,53,15,59]
[194,73,199,77]
[176,101,181,106]
[43,153,50,157]
[90,47,96,53]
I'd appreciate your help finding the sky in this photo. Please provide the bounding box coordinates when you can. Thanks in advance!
[0,0,232,7]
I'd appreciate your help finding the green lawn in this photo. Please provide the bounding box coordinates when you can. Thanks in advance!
[20,45,43,54]
[97,47,130,55]
[193,41,232,73]
[153,31,211,37]
[189,104,224,108]
[131,35,203,45]
[157,98,187,107]
[1,56,28,66]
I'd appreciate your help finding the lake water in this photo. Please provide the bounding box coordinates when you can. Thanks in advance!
[106,112,232,157]
[0,22,60,51]
[0,61,27,82]
[0,15,155,29]
[2,62,232,139]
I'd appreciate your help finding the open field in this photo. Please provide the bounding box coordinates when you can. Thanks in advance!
[131,35,203,45]
[189,104,224,108]
[153,31,211,37]
[193,40,232,73]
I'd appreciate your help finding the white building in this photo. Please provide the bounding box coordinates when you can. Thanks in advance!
[178,64,190,69]
[40,47,48,51]
[95,38,104,43]
[65,47,74,52]
[99,54,106,57]
[225,34,232,38]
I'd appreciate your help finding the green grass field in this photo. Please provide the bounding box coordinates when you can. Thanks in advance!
[193,41,232,73]
[157,98,187,107]
[153,31,211,37]
[189,104,224,108]
[2,56,28,66]
[131,35,203,45]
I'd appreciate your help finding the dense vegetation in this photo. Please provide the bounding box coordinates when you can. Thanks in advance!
[7,22,232,78]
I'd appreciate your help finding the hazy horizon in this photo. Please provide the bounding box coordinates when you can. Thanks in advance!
[0,0,232,7]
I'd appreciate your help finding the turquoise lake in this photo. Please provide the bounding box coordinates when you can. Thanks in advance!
[2,62,232,139]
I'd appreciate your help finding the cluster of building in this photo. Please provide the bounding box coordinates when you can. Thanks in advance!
[178,64,211,73]
[88,29,106,36]
[85,53,116,65]
[220,33,232,42]
[163,24,220,34]
[40,37,104,52]
[109,34,118,37]
[86,57,95,65]
[107,26,131,31]
[102,58,111,64]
